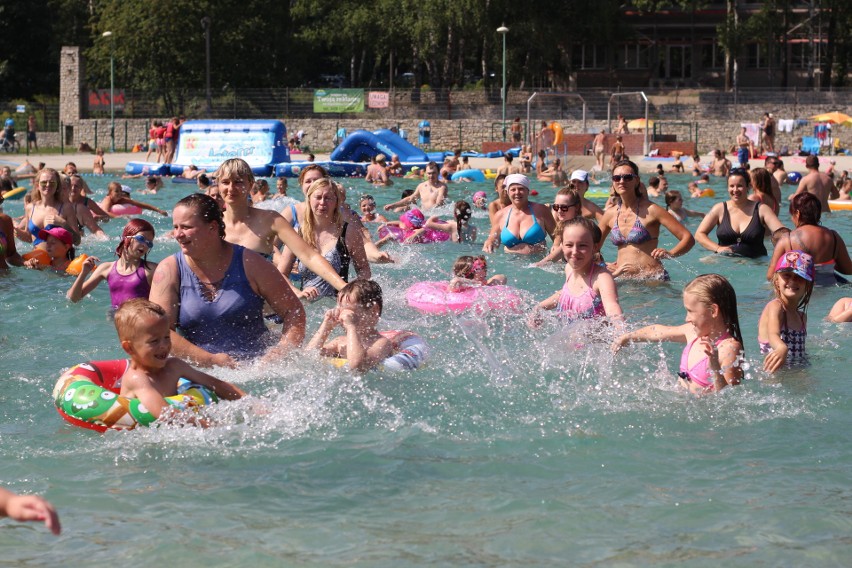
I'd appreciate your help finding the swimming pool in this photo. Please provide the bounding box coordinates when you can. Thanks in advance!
[1,173,850,565]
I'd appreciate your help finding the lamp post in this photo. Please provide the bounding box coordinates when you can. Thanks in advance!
[201,17,212,117]
[102,31,115,152]
[497,25,509,141]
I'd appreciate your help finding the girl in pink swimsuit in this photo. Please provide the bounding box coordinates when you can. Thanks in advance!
[536,217,622,320]
[612,274,744,394]
[67,219,158,310]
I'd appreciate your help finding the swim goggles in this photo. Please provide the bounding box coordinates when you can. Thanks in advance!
[127,234,154,249]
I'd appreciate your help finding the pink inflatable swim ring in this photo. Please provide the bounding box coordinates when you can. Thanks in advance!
[406,281,523,314]
[110,203,143,216]
[377,225,450,243]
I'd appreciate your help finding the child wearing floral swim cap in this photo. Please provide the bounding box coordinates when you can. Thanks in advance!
[758,250,815,373]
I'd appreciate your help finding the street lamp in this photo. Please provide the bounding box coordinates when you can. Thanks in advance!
[497,25,509,141]
[102,31,115,152]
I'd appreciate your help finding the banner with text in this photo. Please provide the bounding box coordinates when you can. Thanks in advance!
[313,89,365,113]
[368,91,389,109]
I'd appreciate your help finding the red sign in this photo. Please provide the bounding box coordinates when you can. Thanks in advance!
[88,90,125,111]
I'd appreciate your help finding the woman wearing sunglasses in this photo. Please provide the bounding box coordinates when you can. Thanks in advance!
[535,187,584,266]
[598,160,694,279]
[483,174,556,255]
[694,168,784,258]
[67,218,158,311]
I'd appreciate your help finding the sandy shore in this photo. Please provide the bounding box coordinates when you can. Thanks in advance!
[3,150,849,177]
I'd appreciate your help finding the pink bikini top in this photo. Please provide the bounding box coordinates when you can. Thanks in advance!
[678,333,731,389]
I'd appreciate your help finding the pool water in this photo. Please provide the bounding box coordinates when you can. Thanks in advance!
[1,173,850,566]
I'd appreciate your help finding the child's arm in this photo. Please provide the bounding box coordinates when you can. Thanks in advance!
[402,227,428,244]
[174,359,246,400]
[339,311,393,373]
[703,337,744,390]
[612,323,690,353]
[534,239,564,266]
[486,274,506,286]
[0,487,61,535]
[594,270,623,318]
[66,257,108,302]
[123,374,170,420]
[761,302,789,373]
[122,197,168,216]
[685,208,705,218]
[424,217,452,232]
[383,189,419,211]
[306,308,341,354]
[536,290,561,311]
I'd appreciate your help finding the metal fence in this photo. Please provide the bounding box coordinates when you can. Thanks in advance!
[4,87,851,130]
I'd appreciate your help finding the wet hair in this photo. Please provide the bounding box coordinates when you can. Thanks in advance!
[338,279,383,315]
[114,298,166,342]
[683,274,744,349]
[302,177,342,249]
[196,174,210,189]
[251,179,269,195]
[115,218,156,265]
[558,216,602,246]
[664,190,684,209]
[648,176,661,189]
[454,200,473,242]
[401,189,414,199]
[749,167,774,204]
[452,255,487,279]
[33,168,62,203]
[728,169,751,187]
[789,192,821,226]
[555,186,582,208]
[215,158,255,189]
[175,193,226,239]
[503,153,513,163]
[359,194,375,206]
[0,175,13,194]
[297,163,329,188]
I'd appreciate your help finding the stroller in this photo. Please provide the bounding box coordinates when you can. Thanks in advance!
[0,126,19,153]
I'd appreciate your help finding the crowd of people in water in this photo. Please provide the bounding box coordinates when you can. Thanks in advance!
[2,149,851,532]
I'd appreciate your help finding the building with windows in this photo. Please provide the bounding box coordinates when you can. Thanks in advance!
[571,2,844,90]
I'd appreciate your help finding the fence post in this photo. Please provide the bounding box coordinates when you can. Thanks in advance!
[458,122,462,149]
[60,121,63,154]
[124,120,128,152]
[94,121,98,150]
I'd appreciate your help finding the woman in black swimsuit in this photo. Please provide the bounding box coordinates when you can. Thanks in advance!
[694,169,785,258]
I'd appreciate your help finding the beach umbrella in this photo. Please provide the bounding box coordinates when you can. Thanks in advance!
[809,111,852,125]
[627,117,655,130]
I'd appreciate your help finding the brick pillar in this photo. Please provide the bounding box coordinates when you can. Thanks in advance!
[59,46,85,124]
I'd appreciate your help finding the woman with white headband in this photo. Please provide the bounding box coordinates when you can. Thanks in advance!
[482,174,555,255]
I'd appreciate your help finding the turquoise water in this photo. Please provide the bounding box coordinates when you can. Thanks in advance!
[1,174,851,566]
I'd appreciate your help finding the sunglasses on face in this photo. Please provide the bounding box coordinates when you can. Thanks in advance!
[611,174,636,183]
[552,203,579,212]
[127,234,154,249]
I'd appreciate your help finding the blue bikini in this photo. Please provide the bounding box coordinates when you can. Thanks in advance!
[500,207,546,248]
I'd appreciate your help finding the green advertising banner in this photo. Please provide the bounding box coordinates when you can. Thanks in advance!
[313,89,365,113]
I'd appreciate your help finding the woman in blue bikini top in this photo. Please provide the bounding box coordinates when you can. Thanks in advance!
[16,168,82,248]
[598,160,694,279]
[482,174,555,255]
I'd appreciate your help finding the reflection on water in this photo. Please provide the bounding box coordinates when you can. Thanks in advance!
[0,173,850,564]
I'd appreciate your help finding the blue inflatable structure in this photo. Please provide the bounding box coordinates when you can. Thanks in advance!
[331,129,429,163]
[125,120,289,177]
